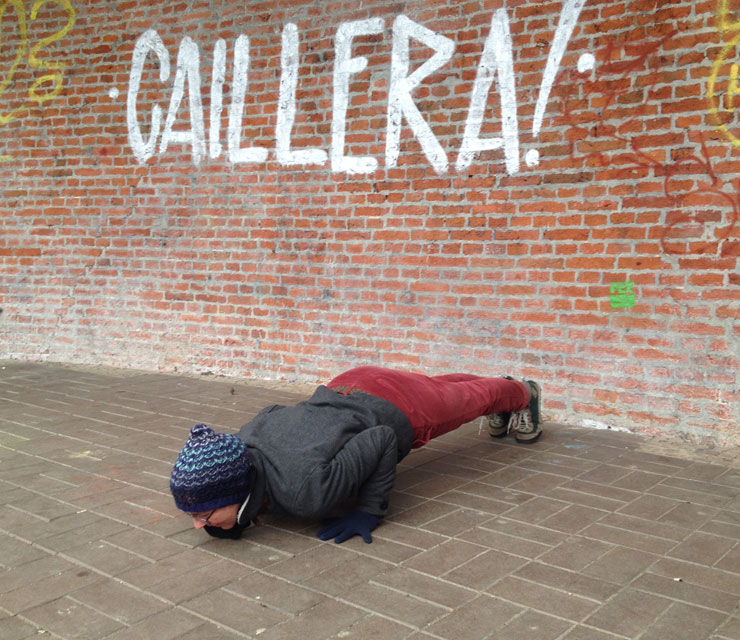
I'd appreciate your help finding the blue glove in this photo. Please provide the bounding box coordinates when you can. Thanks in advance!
[317,510,380,544]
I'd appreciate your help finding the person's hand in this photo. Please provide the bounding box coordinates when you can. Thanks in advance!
[317,510,379,544]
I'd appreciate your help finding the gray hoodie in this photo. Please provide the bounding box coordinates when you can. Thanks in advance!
[237,386,414,521]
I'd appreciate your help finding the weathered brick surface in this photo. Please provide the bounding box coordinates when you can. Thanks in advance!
[0,1,738,444]
[1,361,739,639]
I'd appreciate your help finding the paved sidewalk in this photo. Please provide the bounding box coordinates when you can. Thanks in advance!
[1,361,739,640]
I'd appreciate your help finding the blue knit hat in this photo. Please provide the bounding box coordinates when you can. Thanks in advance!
[170,424,251,513]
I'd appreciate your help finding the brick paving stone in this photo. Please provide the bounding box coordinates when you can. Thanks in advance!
[649,557,740,596]
[513,561,620,602]
[458,523,557,558]
[713,616,740,639]
[71,579,169,624]
[617,493,681,519]
[197,536,293,569]
[268,544,355,582]
[371,566,476,608]
[558,625,630,640]
[89,607,204,640]
[506,471,570,494]
[227,571,327,614]
[36,517,130,552]
[389,498,459,527]
[483,464,537,487]
[537,503,607,534]
[717,469,740,488]
[183,587,290,636]
[21,595,125,638]
[300,552,391,596]
[494,609,573,640]
[117,548,216,589]
[438,488,523,515]
[2,568,104,614]
[402,539,486,576]
[599,511,691,542]
[342,582,448,627]
[581,545,659,584]
[458,481,536,508]
[640,602,729,640]
[323,613,411,640]
[502,495,569,524]
[537,535,613,572]
[580,522,678,554]
[141,559,249,605]
[632,572,740,613]
[0,534,47,568]
[252,598,366,640]
[703,518,740,539]
[422,508,497,537]
[373,520,448,548]
[102,528,185,561]
[423,594,522,640]
[575,463,633,485]
[584,587,673,637]
[443,548,529,591]
[611,469,667,492]
[0,555,72,594]
[0,611,39,640]
[487,575,600,621]
[402,474,471,499]
[650,483,737,509]
[667,532,737,566]
[715,543,740,574]
[322,533,422,564]
[473,515,569,547]
[236,523,323,555]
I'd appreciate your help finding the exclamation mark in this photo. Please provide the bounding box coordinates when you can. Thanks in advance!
[525,0,589,168]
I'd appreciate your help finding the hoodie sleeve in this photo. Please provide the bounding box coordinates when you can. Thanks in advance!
[292,425,399,518]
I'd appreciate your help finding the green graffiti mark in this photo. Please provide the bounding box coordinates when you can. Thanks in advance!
[610,282,636,309]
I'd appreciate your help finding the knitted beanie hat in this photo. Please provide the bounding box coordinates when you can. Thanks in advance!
[170,424,251,513]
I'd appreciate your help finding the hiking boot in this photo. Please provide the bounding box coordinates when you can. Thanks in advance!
[487,412,511,438]
[509,380,542,444]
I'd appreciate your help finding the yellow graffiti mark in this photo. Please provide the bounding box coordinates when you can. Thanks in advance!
[0,0,28,127]
[708,1,740,148]
[29,0,75,105]
[717,0,740,36]
[0,0,76,159]
[707,33,740,146]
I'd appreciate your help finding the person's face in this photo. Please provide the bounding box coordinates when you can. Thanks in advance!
[189,503,239,530]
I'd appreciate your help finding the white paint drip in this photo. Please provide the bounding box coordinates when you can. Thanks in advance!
[577,52,595,73]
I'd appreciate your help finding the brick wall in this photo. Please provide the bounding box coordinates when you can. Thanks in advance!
[1,0,738,445]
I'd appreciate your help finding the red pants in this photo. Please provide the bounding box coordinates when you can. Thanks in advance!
[327,366,529,448]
